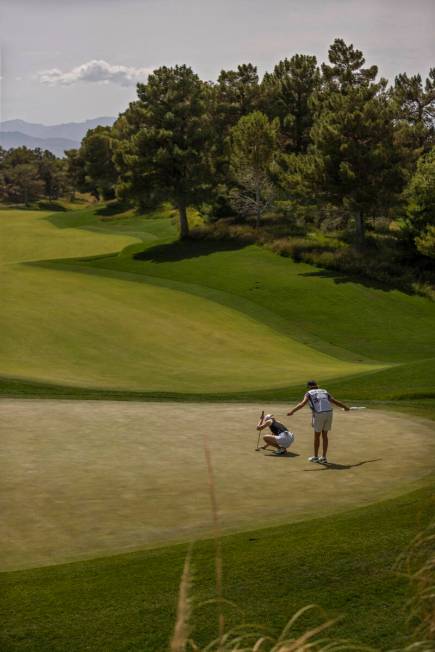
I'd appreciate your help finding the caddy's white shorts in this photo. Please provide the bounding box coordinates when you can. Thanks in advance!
[312,411,333,432]
[275,430,295,448]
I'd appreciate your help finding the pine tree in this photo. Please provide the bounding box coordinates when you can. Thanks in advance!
[310,39,403,244]
[392,70,435,163]
[116,65,213,238]
[261,54,320,153]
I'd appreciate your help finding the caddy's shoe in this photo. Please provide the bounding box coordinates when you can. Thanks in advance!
[308,456,319,463]
[274,448,287,456]
[318,456,328,464]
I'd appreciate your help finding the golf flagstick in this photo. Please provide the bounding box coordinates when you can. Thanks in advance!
[343,406,367,410]
[255,410,265,451]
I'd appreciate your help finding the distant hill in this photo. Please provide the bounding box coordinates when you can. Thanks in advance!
[0,131,79,158]
[0,116,116,157]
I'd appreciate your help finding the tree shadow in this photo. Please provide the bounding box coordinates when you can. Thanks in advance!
[38,201,67,212]
[95,201,130,217]
[133,238,248,263]
[298,269,414,295]
[303,458,381,471]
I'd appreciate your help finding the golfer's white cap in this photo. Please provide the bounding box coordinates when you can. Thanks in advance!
[265,414,274,420]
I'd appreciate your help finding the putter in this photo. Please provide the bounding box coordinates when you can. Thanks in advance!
[255,410,265,450]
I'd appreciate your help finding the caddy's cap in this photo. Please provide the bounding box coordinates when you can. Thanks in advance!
[307,380,317,387]
[264,414,274,420]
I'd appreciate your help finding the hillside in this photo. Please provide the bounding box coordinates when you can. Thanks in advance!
[0,131,78,157]
[0,116,115,156]
[1,202,434,400]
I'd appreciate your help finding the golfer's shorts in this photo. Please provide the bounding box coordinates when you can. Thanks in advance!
[275,430,295,448]
[312,411,333,432]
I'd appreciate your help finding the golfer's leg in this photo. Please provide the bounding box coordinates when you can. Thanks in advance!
[263,435,280,449]
[322,430,328,457]
[314,432,321,457]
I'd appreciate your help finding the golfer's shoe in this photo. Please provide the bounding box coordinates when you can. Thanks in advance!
[318,456,328,464]
[308,456,319,463]
[274,448,287,456]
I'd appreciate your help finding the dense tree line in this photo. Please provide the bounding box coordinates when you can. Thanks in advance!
[4,39,435,263]
[0,146,71,205]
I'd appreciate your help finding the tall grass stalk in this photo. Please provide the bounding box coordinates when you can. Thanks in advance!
[203,433,225,649]
[170,546,194,652]
[395,521,435,650]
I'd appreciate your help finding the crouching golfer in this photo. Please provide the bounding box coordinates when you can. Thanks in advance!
[287,381,349,464]
[256,414,294,456]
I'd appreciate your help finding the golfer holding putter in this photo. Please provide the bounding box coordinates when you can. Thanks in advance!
[287,380,349,464]
[256,414,295,455]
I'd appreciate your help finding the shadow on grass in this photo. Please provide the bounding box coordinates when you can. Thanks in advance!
[263,451,300,458]
[298,269,415,295]
[133,238,248,262]
[37,201,67,212]
[304,458,381,471]
[95,201,130,217]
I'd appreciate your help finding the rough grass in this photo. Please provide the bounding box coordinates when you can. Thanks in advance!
[1,483,433,651]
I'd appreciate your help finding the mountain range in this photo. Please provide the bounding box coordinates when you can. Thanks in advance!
[0,116,116,157]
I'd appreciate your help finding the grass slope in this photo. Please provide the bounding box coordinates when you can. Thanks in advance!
[2,264,379,391]
[83,238,435,364]
[1,483,433,651]
[39,204,435,400]
[0,206,385,393]
[0,206,143,264]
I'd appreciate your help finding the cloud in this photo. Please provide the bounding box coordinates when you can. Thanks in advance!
[37,59,152,87]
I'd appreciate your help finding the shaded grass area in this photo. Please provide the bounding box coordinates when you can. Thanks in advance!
[2,371,435,412]
[81,238,435,364]
[1,483,433,652]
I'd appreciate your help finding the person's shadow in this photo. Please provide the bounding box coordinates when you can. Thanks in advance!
[263,451,300,458]
[303,458,381,471]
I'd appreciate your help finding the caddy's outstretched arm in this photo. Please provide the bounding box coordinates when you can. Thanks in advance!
[330,397,350,411]
[287,396,309,416]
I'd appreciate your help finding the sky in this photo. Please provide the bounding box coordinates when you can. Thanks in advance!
[0,0,434,125]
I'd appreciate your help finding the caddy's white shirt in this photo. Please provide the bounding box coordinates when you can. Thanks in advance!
[305,388,332,413]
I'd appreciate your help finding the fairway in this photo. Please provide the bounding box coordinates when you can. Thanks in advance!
[2,398,434,571]
[0,206,385,392]
[1,264,381,391]
[0,207,143,264]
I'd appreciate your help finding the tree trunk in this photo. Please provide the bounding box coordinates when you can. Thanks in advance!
[178,202,190,239]
[355,209,365,246]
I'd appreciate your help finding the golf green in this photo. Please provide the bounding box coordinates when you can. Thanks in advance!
[2,399,433,571]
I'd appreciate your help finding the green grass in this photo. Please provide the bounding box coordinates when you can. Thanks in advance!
[1,205,388,393]
[82,238,435,363]
[1,202,434,398]
[4,263,378,392]
[38,207,435,400]
[1,202,434,651]
[1,482,433,651]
